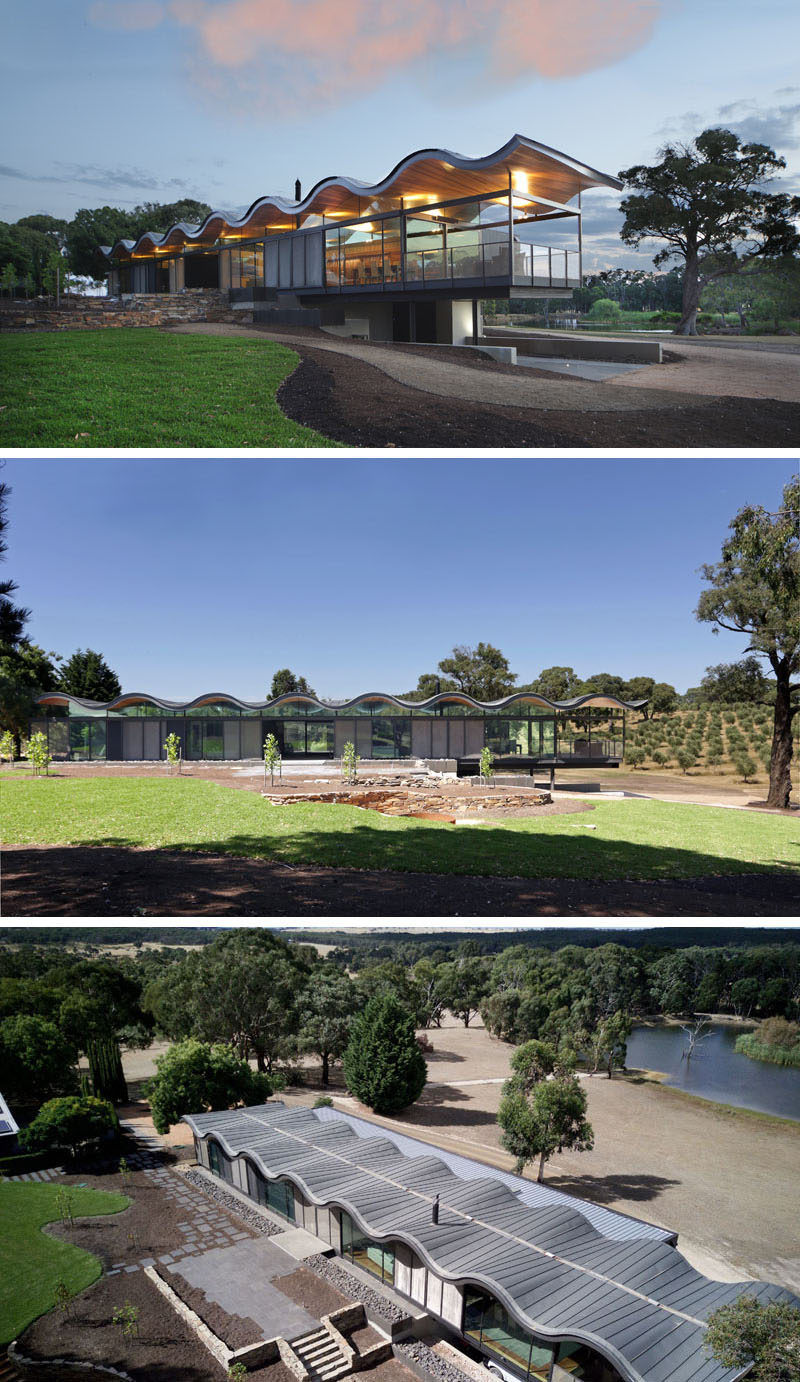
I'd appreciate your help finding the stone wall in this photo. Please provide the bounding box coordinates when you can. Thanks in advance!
[0,291,239,333]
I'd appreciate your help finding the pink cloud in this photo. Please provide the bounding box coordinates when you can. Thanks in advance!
[91,0,663,109]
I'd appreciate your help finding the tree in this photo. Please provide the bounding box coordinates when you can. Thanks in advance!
[436,955,490,1027]
[146,1039,274,1134]
[696,477,799,808]
[270,668,316,698]
[19,1095,117,1159]
[0,479,30,651]
[585,297,622,322]
[144,929,308,1072]
[1,263,16,297]
[58,648,121,701]
[699,656,773,704]
[705,1297,800,1382]
[0,642,60,758]
[619,128,800,335]
[437,643,516,700]
[650,682,678,716]
[498,1074,593,1182]
[525,667,580,702]
[0,1014,78,1103]
[299,967,357,1086]
[585,1011,632,1077]
[342,992,427,1115]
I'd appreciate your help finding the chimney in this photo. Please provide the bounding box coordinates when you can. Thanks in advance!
[432,1194,440,1225]
[295,179,302,201]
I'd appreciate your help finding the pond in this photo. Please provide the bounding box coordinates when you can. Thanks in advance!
[625,1022,800,1120]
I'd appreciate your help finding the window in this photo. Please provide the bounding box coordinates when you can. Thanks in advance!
[340,1212,395,1284]
[463,1289,553,1381]
[245,1163,296,1221]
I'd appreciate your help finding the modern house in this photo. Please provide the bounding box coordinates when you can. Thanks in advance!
[100,134,622,344]
[32,689,644,772]
[183,1103,797,1382]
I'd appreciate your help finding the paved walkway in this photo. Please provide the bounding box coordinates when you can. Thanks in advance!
[172,1238,320,1339]
[172,322,800,409]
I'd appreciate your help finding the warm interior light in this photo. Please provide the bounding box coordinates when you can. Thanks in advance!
[513,170,529,194]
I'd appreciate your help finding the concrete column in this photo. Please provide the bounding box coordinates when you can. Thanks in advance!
[174,256,185,291]
[218,250,231,291]
[449,299,474,345]
[168,260,177,293]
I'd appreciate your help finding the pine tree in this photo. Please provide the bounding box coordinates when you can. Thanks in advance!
[343,993,426,1115]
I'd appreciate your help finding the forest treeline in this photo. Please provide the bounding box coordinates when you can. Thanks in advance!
[2,932,797,1118]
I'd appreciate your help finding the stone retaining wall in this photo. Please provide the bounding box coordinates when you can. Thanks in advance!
[0,292,239,332]
[262,787,550,818]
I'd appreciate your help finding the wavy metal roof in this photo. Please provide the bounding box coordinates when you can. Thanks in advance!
[100,134,623,261]
[35,690,646,714]
[183,1105,796,1382]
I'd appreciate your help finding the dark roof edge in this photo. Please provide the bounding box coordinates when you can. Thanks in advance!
[36,689,647,714]
[100,133,622,260]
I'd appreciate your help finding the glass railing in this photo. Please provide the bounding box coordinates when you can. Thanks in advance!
[556,738,624,759]
[323,239,578,291]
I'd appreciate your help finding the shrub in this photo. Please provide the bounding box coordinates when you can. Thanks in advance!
[733,752,757,782]
[313,1095,334,1108]
[146,1039,275,1134]
[676,748,695,774]
[626,745,646,769]
[19,1095,118,1159]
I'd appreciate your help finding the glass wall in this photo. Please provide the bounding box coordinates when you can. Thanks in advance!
[244,1163,296,1221]
[207,1140,234,1185]
[464,1289,555,1381]
[341,1211,396,1284]
[35,700,625,763]
[229,244,265,288]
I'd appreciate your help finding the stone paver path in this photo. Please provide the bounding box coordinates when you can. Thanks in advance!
[171,1238,321,1339]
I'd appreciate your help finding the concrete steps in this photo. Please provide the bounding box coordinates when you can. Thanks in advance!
[292,1327,351,1381]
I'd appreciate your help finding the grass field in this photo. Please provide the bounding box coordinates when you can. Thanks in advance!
[0,1181,129,1345]
[3,777,797,880]
[0,329,336,448]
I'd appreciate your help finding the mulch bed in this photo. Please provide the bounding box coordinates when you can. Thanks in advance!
[3,844,798,916]
[276,347,800,448]
[152,1265,263,1349]
[271,1267,351,1318]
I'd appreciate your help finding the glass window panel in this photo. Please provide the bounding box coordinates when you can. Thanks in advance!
[307,721,334,754]
[464,1288,486,1342]
[382,216,402,284]
[283,722,306,756]
[90,720,107,760]
[187,721,203,759]
[69,720,91,760]
[340,221,384,287]
[325,227,341,286]
[187,703,240,717]
[203,721,223,760]
[480,1299,534,1375]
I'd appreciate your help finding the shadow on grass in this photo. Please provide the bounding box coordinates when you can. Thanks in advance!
[545,1171,681,1206]
[4,820,798,918]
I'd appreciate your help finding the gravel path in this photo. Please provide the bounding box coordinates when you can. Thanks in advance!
[170,323,698,413]
[171,321,800,410]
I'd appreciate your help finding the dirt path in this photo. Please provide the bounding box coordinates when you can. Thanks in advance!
[3,844,797,916]
[280,1019,800,1291]
[168,323,800,447]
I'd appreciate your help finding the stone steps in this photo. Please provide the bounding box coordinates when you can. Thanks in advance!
[292,1328,351,1380]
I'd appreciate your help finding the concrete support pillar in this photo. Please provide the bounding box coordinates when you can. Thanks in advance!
[174,256,185,292]
[218,250,231,291]
[449,299,474,345]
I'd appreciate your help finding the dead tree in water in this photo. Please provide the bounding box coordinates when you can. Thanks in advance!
[680,1017,710,1061]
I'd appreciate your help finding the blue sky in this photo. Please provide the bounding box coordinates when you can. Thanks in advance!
[3,0,799,273]
[5,457,795,699]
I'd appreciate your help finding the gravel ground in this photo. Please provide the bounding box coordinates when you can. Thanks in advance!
[397,1339,477,1382]
[304,1255,411,1326]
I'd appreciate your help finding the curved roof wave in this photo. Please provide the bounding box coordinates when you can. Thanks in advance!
[36,689,647,714]
[183,1105,797,1382]
[101,134,623,261]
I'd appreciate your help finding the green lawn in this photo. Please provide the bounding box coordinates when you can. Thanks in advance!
[3,777,797,881]
[0,329,336,447]
[0,1181,129,1345]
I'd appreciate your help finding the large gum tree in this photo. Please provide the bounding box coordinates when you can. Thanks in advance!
[619,128,800,336]
[696,478,799,810]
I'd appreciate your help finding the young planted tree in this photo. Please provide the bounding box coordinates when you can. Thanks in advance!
[341,740,359,783]
[342,992,426,1115]
[263,732,281,787]
[619,128,800,335]
[696,477,799,808]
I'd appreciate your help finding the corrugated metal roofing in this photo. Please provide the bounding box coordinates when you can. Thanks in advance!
[183,1103,797,1382]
